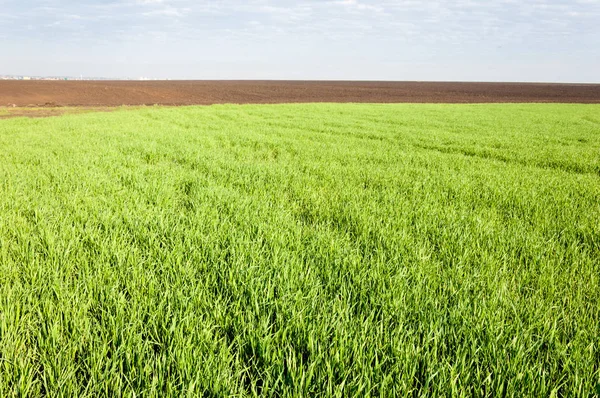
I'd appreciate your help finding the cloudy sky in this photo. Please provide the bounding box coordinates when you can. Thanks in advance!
[1,0,599,81]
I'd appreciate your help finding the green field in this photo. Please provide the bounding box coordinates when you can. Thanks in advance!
[0,104,599,396]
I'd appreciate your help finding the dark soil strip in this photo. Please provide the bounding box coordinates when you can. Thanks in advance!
[1,81,599,107]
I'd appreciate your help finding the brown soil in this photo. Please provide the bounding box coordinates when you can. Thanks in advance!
[1,81,599,109]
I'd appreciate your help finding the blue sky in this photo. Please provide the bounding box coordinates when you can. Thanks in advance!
[1,0,599,81]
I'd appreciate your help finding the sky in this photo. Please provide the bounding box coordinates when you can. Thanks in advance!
[1,0,599,82]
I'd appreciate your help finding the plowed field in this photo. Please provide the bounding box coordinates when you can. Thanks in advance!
[1,80,599,107]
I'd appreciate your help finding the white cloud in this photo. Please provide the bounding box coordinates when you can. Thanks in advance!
[332,0,384,13]
[142,6,188,17]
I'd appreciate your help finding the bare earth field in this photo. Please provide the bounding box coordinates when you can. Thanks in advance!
[1,81,599,109]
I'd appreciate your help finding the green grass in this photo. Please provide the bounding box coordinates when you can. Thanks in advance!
[0,103,599,397]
